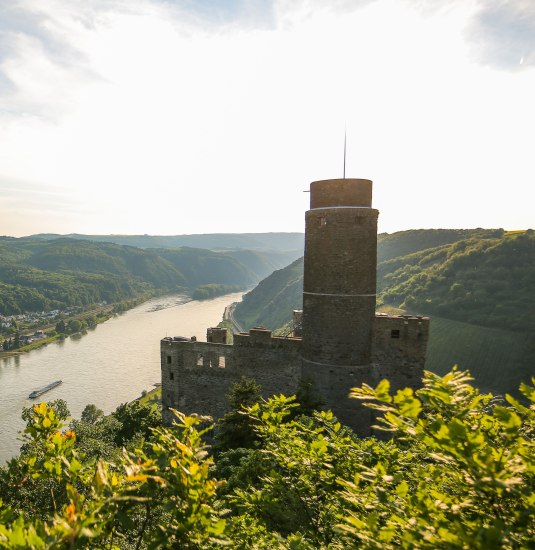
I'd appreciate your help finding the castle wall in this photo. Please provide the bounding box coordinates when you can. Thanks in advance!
[161,316,429,434]
[301,359,379,435]
[161,328,301,424]
[372,314,430,391]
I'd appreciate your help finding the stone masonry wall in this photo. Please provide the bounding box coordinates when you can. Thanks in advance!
[161,328,301,424]
[372,314,430,392]
[161,317,428,435]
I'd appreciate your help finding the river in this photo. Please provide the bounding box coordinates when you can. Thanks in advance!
[0,292,243,464]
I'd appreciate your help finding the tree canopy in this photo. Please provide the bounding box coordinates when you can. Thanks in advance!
[0,368,533,548]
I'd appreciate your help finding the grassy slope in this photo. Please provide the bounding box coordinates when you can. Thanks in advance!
[426,316,534,397]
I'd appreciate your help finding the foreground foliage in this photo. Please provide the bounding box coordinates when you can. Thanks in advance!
[0,369,534,548]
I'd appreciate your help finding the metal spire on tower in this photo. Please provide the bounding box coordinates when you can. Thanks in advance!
[343,127,347,179]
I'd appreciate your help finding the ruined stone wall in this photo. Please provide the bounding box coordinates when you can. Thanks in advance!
[372,314,430,392]
[301,358,379,435]
[161,328,301,424]
[161,337,234,425]
[161,316,429,435]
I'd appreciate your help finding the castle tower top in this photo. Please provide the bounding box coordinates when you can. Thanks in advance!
[310,178,372,209]
[302,177,378,366]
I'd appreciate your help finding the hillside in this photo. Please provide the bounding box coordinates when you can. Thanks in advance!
[234,257,304,330]
[426,316,534,396]
[233,229,535,396]
[0,237,278,315]
[376,228,502,262]
[155,247,256,287]
[235,229,535,333]
[378,231,535,332]
[222,249,300,280]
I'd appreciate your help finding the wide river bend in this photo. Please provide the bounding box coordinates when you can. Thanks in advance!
[0,292,243,464]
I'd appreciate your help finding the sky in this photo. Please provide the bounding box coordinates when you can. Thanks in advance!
[0,0,534,237]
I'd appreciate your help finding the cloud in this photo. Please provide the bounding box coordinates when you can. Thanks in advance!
[160,0,276,28]
[397,0,535,70]
[0,1,107,120]
[468,0,535,69]
[0,0,534,236]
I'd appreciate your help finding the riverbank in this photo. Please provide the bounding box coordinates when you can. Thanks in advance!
[0,350,24,358]
[0,293,168,359]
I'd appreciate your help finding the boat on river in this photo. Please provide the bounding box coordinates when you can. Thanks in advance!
[28,380,62,399]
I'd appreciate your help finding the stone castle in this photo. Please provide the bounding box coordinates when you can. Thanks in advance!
[161,178,429,434]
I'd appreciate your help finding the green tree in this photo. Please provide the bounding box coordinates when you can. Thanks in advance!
[84,314,97,328]
[70,414,122,461]
[0,404,226,548]
[339,369,535,547]
[1,370,534,548]
[112,400,161,446]
[294,376,325,417]
[67,319,82,334]
[80,403,104,424]
[214,377,261,455]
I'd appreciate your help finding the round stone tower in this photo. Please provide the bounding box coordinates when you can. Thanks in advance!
[301,178,379,366]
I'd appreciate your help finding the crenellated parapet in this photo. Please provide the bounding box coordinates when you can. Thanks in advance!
[161,328,301,425]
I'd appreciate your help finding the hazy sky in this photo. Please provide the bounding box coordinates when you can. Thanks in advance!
[1,0,534,236]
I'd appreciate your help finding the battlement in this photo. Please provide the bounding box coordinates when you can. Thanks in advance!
[160,327,301,424]
[310,178,373,208]
[207,327,228,344]
[234,326,301,350]
[374,312,430,334]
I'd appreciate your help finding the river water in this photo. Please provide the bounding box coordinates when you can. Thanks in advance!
[0,292,243,464]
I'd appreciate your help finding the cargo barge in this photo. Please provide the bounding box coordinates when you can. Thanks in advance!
[28,380,62,399]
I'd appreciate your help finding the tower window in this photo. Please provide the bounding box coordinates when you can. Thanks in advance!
[391,329,400,339]
[166,355,172,364]
[318,216,327,227]
[219,356,226,368]
[169,372,174,380]
[197,354,204,366]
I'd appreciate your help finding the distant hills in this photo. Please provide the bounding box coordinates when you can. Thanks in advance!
[0,234,303,315]
[233,228,535,396]
[30,232,305,252]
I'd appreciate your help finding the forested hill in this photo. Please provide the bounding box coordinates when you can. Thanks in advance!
[235,229,535,333]
[378,231,535,332]
[233,229,535,395]
[376,228,502,262]
[0,237,287,315]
